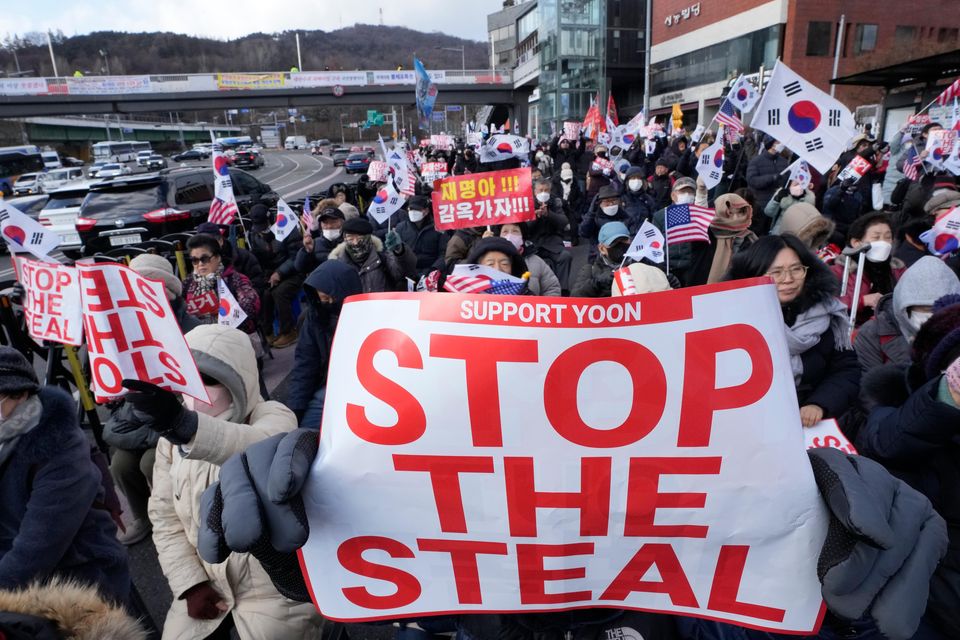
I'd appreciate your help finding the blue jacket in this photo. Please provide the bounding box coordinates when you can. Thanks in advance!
[287,261,363,417]
[0,387,130,604]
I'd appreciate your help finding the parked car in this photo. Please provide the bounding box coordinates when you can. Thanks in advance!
[39,181,97,259]
[172,149,205,162]
[61,156,85,167]
[75,167,278,256]
[12,173,43,196]
[345,153,372,174]
[97,163,132,178]
[40,167,86,193]
[145,154,168,171]
[332,149,352,167]
[135,150,154,167]
[233,149,265,170]
[191,145,212,158]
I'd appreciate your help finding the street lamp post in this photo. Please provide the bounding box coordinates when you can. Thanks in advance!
[339,113,346,146]
[99,49,110,75]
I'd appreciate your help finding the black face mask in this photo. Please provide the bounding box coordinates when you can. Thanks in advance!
[606,245,626,264]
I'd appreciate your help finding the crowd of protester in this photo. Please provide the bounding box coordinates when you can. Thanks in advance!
[5,115,960,640]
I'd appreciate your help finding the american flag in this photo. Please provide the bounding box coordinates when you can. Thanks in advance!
[936,78,960,106]
[665,204,714,244]
[443,274,528,295]
[715,99,744,133]
[903,145,922,181]
[208,197,238,225]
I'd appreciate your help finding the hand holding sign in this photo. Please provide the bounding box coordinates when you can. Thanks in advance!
[120,379,199,445]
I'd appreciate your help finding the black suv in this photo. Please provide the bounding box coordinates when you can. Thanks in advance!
[76,167,278,255]
[233,150,264,170]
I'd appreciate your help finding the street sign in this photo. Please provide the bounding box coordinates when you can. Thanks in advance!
[445,105,462,112]
[332,85,344,97]
[432,112,445,121]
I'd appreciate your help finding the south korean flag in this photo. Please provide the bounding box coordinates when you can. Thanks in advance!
[727,75,761,113]
[217,278,248,329]
[696,135,725,189]
[750,61,856,174]
[367,178,406,225]
[0,201,60,262]
[479,134,530,164]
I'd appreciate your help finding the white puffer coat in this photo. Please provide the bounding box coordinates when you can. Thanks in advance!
[149,325,323,640]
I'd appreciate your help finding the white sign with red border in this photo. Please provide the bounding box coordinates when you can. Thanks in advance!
[19,258,83,346]
[299,279,829,633]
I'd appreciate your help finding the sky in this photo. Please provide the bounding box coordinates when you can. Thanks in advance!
[6,0,501,42]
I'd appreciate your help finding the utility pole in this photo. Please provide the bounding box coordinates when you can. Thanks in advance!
[46,31,59,77]
[831,15,846,98]
[643,0,651,117]
[295,33,303,71]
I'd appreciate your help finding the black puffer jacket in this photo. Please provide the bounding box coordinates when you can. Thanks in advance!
[856,364,960,638]
[394,216,449,276]
[746,150,789,212]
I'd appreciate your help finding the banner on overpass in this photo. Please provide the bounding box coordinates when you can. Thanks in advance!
[65,76,152,95]
[373,70,446,85]
[217,73,285,90]
[290,71,368,87]
[0,78,52,95]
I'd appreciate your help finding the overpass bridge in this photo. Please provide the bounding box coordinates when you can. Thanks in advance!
[0,69,520,119]
[21,115,240,145]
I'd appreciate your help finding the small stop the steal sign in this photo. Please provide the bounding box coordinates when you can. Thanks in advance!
[299,279,829,633]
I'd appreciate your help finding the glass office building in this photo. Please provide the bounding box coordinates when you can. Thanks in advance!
[537,0,606,130]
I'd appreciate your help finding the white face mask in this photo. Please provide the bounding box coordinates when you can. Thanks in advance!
[503,233,524,250]
[628,179,643,192]
[772,143,785,153]
[865,240,892,263]
[601,204,619,216]
[789,184,805,198]
[675,192,695,205]
[908,310,933,333]
[408,209,427,223]
[535,192,551,203]
[322,228,342,242]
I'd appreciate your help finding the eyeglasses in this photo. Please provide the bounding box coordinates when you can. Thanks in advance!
[765,265,808,283]
[190,254,216,265]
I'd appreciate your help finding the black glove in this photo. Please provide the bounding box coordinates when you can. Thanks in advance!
[120,379,198,445]
[199,428,319,602]
[665,273,682,290]
[10,281,25,304]
[808,448,948,640]
[773,188,786,203]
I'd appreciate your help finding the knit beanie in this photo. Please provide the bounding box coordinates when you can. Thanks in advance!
[912,297,960,380]
[0,347,39,395]
[129,254,182,301]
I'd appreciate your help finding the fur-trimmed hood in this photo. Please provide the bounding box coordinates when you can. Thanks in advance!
[0,579,146,640]
[328,234,384,262]
[778,202,835,251]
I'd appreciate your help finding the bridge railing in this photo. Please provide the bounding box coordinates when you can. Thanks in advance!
[0,69,514,97]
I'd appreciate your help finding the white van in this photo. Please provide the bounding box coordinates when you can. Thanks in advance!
[41,150,61,169]
[40,167,85,192]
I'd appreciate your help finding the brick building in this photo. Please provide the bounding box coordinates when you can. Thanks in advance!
[648,0,960,127]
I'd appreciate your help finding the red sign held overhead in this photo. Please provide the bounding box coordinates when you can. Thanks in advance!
[432,168,535,231]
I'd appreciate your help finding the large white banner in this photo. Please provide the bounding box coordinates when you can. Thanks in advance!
[65,75,151,95]
[299,280,829,633]
[77,262,208,404]
[290,71,368,87]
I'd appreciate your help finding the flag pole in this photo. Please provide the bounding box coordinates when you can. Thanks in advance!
[665,234,671,275]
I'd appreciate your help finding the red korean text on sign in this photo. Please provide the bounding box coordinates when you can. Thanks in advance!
[432,168,535,231]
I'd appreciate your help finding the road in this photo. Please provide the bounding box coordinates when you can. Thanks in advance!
[0,149,358,283]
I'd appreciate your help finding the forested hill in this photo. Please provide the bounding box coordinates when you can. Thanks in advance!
[1,25,490,77]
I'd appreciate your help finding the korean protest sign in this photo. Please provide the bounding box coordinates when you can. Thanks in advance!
[836,155,873,184]
[563,121,581,141]
[420,161,449,184]
[77,262,209,404]
[432,168,535,231]
[366,160,389,183]
[298,279,830,633]
[20,258,83,345]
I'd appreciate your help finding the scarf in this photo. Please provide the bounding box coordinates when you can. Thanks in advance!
[0,394,42,469]
[707,196,755,284]
[783,299,851,384]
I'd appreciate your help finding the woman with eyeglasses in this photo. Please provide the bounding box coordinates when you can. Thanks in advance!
[184,234,260,335]
[726,234,861,427]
